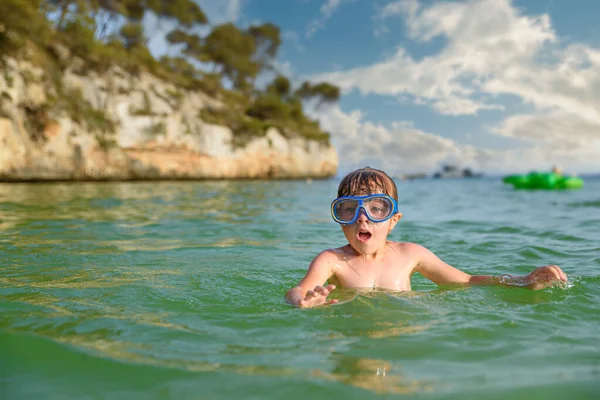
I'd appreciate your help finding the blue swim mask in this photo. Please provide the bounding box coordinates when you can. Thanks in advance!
[331,194,398,225]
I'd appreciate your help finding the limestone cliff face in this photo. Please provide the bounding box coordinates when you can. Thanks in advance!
[0,58,338,181]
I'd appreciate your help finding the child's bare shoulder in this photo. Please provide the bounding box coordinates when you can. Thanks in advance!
[388,241,430,255]
[312,246,352,263]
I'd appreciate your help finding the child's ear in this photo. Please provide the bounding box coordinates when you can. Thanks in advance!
[388,212,402,233]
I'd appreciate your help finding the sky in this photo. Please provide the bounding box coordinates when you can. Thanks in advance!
[150,0,600,177]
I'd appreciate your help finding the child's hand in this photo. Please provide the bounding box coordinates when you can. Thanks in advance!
[524,265,567,290]
[298,284,338,308]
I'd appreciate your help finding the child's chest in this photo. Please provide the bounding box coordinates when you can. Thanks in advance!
[331,251,415,291]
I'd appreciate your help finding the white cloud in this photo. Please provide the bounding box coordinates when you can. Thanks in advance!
[282,31,306,53]
[310,106,461,175]
[380,0,418,19]
[306,0,350,38]
[308,0,600,172]
[196,0,245,25]
[311,106,600,176]
[373,0,419,36]
[431,96,504,116]
[312,46,503,115]
[494,113,600,144]
[273,60,294,78]
[483,44,600,126]
[318,0,558,115]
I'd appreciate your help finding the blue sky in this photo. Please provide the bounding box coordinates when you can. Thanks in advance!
[153,0,600,176]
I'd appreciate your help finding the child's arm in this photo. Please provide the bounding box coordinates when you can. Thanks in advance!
[412,244,567,289]
[286,251,339,308]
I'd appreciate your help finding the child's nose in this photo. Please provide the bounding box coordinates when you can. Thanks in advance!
[356,208,369,223]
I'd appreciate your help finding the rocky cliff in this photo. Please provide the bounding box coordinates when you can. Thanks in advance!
[0,57,338,181]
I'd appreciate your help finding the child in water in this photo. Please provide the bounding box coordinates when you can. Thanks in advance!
[286,167,568,308]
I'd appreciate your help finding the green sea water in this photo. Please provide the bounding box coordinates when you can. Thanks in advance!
[1,177,599,399]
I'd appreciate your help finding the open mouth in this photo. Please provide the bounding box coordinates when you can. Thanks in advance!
[357,230,372,243]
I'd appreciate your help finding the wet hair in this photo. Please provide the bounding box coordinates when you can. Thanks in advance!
[337,167,398,201]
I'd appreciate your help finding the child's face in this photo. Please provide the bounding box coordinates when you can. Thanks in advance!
[339,189,402,255]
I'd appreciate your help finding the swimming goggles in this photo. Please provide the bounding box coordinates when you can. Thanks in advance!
[331,194,398,225]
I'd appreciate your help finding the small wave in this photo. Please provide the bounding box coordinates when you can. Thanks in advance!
[468,241,508,253]
[443,220,487,228]
[537,231,588,242]
[517,245,570,259]
[568,200,600,208]
[578,219,600,228]
[476,226,523,234]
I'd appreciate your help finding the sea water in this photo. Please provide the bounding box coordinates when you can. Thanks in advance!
[1,177,599,399]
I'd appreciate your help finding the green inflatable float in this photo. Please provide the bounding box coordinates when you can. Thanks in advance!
[503,172,583,190]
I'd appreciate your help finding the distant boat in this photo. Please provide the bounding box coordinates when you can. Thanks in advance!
[432,164,483,179]
[503,171,583,190]
[398,172,428,181]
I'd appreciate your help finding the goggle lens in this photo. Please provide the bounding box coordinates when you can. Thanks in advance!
[332,196,395,224]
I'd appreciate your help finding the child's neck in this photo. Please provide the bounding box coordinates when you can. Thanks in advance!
[350,242,390,261]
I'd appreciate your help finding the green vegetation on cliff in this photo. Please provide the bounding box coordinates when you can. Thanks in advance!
[0,0,340,144]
